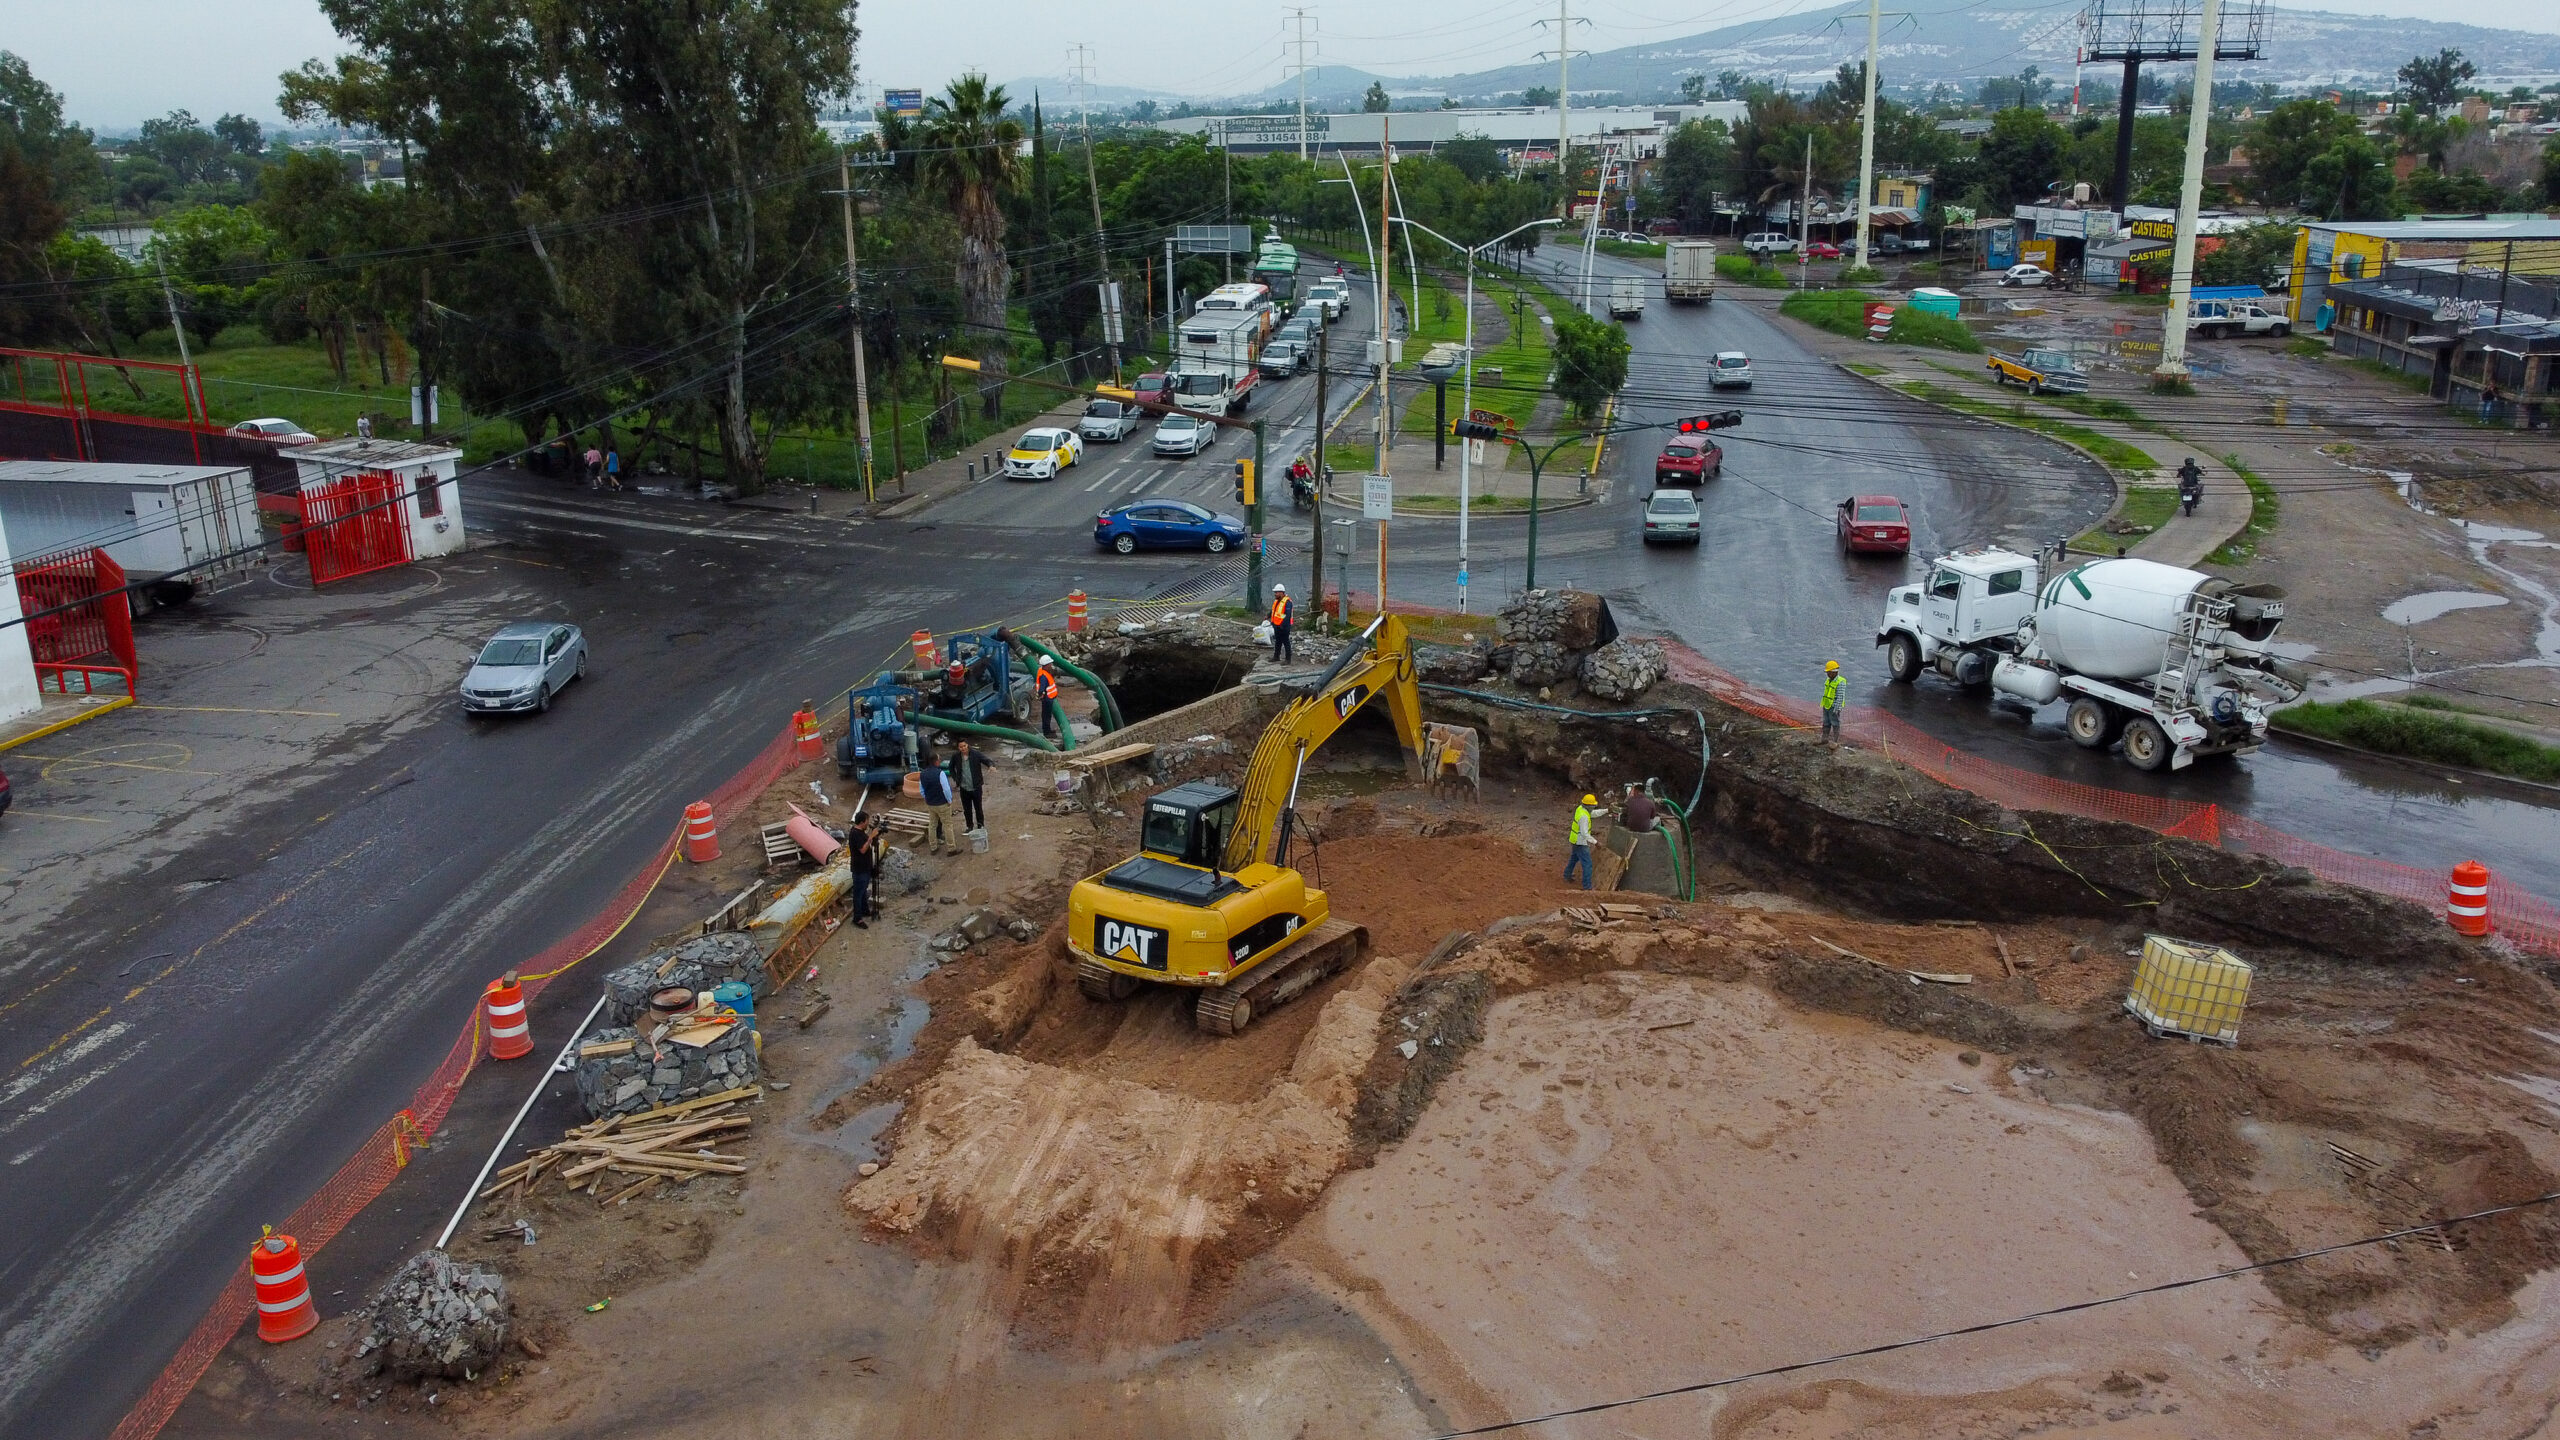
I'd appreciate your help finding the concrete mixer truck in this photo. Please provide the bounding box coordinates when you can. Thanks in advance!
[1875,547,2306,772]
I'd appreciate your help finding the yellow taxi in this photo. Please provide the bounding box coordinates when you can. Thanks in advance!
[1002,426,1084,480]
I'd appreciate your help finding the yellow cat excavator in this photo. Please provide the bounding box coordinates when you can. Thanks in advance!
[1066,614,1424,1034]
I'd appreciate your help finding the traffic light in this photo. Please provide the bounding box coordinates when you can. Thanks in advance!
[1233,458,1256,505]
[1452,419,1504,442]
[1675,410,1744,433]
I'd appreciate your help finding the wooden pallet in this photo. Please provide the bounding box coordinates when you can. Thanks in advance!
[759,822,805,871]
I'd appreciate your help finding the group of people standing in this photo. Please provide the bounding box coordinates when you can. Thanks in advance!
[846,737,991,929]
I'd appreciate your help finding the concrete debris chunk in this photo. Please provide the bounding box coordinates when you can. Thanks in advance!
[958,908,1002,943]
[1579,638,1666,702]
[879,846,938,895]
[1415,641,1492,684]
[1005,918,1041,943]
[360,1250,510,1381]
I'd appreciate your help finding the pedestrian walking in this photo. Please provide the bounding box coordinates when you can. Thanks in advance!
[848,816,880,928]
[2176,457,2204,518]
[1268,583,1294,664]
[952,739,987,837]
[583,444,604,490]
[1035,659,1063,741]
[1564,793,1597,890]
[917,751,961,856]
[605,446,623,491]
[1820,660,1842,744]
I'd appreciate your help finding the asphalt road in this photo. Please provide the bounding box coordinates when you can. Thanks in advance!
[0,471,1098,1440]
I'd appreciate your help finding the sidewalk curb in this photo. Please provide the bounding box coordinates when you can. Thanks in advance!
[0,693,133,753]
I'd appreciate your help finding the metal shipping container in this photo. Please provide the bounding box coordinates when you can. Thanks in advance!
[0,460,263,601]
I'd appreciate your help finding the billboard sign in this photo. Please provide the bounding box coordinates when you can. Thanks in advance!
[1176,224,1256,254]
[882,88,924,118]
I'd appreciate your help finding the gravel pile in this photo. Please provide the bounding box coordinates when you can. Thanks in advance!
[1579,638,1667,702]
[357,1250,509,1380]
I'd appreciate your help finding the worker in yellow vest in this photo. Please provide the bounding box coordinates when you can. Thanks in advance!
[1564,793,1597,890]
[1035,659,1063,741]
[1268,583,1294,663]
[1821,659,1842,744]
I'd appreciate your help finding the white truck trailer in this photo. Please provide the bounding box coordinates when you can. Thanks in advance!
[1876,548,2306,772]
[0,459,263,606]
[1608,276,1646,320]
[1662,240,1717,303]
[1171,310,1264,416]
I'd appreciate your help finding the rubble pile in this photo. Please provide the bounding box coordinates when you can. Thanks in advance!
[573,1019,761,1120]
[877,845,938,895]
[357,1250,510,1380]
[1580,639,1667,702]
[1499,589,1609,649]
[602,931,764,1026]
[1415,642,1491,684]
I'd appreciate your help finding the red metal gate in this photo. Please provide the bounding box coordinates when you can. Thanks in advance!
[13,547,138,695]
[299,469,413,585]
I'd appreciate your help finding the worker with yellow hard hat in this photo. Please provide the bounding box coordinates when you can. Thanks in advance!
[1565,792,1599,890]
[1820,659,1843,745]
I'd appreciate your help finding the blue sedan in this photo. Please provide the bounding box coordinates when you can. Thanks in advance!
[1095,500,1247,555]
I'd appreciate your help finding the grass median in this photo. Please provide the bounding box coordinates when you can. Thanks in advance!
[1780,289,1982,353]
[2272,699,2560,784]
[1897,380,2157,476]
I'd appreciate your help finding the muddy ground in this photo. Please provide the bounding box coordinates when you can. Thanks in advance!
[176,671,2560,1440]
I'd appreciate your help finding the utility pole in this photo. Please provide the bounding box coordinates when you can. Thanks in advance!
[1248,417,1267,610]
[1852,0,1881,271]
[1165,237,1176,354]
[1312,322,1328,616]
[2153,0,2224,385]
[1286,8,1316,162]
[1375,119,1393,470]
[1070,45,1120,376]
[1799,131,1814,280]
[837,149,878,499]
[1534,0,1586,209]
[155,251,198,421]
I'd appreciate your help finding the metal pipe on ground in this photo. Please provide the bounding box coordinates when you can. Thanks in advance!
[914,711,1062,752]
[1011,631,1124,732]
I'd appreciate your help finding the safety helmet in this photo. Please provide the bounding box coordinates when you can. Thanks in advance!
[1825,660,1840,672]
[1274,582,1286,592]
[1581,794,1597,805]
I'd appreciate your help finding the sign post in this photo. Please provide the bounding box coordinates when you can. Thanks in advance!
[1362,477,1393,616]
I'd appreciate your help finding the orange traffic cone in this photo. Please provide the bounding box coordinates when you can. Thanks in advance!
[483,972,532,1060]
[251,1229,319,1343]
[2448,860,2491,936]
[793,704,822,762]
[683,801,720,863]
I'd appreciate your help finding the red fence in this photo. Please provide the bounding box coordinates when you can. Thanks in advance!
[109,720,804,1440]
[0,347,306,494]
[13,546,137,696]
[297,470,413,585]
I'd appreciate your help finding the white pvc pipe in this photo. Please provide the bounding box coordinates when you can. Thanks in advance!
[434,988,610,1250]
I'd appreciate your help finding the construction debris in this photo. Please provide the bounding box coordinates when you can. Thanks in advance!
[1812,933,1974,984]
[1578,638,1667,702]
[601,931,764,1027]
[357,1250,511,1380]
[480,1087,760,1205]
[572,1000,761,1119]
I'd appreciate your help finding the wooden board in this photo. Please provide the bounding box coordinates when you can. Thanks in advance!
[1062,741,1155,771]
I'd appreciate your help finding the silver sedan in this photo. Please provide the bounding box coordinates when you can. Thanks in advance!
[460,621,589,715]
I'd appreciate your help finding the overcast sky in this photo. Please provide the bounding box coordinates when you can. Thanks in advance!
[14,0,2557,130]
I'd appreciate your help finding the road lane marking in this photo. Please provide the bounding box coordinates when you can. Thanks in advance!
[472,497,810,545]
[134,705,341,718]
[0,969,76,1019]
[13,1009,111,1074]
[7,808,109,824]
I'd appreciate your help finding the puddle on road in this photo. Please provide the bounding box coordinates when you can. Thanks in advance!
[790,980,930,1161]
[2384,591,2512,626]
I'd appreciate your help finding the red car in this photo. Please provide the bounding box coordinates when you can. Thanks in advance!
[1654,439,1722,485]
[1836,494,1910,554]
[1131,372,1173,412]
[1804,240,1843,260]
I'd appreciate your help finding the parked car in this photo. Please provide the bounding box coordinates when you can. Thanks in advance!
[1835,494,1911,555]
[1872,233,1909,256]
[1654,439,1722,485]
[1998,263,2053,288]
[229,417,318,445]
[1741,231,1797,258]
[1708,351,1754,389]
[1257,341,1306,379]
[1641,489,1703,545]
[1003,426,1083,480]
[1804,240,1842,260]
[1151,414,1215,456]
[460,622,588,716]
[1133,372,1174,411]
[1645,218,1683,236]
[1095,500,1247,554]
[1078,399,1140,443]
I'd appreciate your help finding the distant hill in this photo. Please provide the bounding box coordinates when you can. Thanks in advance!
[1225,1,2560,104]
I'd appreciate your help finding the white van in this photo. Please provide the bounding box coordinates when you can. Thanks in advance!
[1741,232,1797,258]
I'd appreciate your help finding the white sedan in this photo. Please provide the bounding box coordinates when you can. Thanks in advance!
[230,417,319,445]
[1997,263,2053,288]
[1002,426,1083,480]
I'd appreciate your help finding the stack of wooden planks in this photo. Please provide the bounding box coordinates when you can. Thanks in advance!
[478,1086,760,1208]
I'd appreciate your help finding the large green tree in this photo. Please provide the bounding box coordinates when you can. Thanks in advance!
[2247,98,2362,209]
[1548,310,1627,423]
[2398,49,2476,114]
[1975,108,2067,208]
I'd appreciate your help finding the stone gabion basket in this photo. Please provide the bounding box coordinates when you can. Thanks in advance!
[600,930,765,1026]
[573,1021,761,1120]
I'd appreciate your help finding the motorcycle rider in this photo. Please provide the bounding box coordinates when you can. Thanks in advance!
[1288,454,1317,509]
[2176,457,2205,517]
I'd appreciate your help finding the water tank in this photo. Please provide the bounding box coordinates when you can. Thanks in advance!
[2029,557,2208,681]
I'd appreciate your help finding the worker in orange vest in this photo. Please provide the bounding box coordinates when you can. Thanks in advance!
[1035,658,1062,741]
[1268,583,1294,663]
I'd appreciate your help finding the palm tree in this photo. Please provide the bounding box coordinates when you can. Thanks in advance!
[919,75,1024,418]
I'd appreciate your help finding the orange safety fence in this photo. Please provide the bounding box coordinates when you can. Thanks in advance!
[110,720,802,1440]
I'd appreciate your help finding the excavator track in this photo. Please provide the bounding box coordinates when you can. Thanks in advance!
[1194,918,1366,1036]
[1076,959,1140,1002]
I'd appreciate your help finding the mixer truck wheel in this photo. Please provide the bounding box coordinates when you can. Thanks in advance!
[1885,634,1922,683]
[2065,697,2121,749]
[2119,716,2173,773]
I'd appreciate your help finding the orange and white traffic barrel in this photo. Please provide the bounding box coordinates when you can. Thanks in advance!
[483,972,532,1060]
[251,1229,319,1343]
[793,704,822,762]
[2448,860,2491,936]
[683,801,721,864]
[1067,590,1088,633]
[909,630,936,669]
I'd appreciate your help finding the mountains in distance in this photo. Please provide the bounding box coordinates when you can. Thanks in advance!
[1010,0,2560,110]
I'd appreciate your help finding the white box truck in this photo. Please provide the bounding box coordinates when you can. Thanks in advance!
[0,460,263,606]
[1662,240,1717,303]
[1608,276,1645,320]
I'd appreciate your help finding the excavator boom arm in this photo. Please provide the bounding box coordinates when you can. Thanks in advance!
[1223,615,1424,872]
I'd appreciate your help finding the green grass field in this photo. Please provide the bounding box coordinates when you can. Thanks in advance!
[2273,700,2560,783]
[2073,486,2180,554]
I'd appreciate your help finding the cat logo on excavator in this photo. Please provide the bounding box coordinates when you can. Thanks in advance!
[1098,918,1167,970]
[1333,684,1368,719]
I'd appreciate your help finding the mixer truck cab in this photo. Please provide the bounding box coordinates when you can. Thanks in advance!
[1878,548,2040,687]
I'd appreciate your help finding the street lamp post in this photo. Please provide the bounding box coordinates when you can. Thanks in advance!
[1385,213,1561,612]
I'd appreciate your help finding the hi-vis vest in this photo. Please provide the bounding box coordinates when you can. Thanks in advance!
[1270,593,1292,626]
[1823,674,1841,709]
[1569,805,1594,845]
[1038,668,1059,699]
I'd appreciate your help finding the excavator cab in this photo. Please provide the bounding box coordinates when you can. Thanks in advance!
[1098,781,1245,908]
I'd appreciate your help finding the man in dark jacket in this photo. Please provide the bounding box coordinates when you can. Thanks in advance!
[951,740,988,836]
[917,752,960,856]
[848,817,880,928]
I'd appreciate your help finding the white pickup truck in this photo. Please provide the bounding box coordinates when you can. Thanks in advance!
[2186,298,2290,339]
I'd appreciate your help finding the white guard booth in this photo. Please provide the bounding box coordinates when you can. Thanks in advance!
[289,439,468,559]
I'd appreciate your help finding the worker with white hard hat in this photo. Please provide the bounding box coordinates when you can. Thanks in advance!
[1268,583,1294,664]
[1565,792,1599,890]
